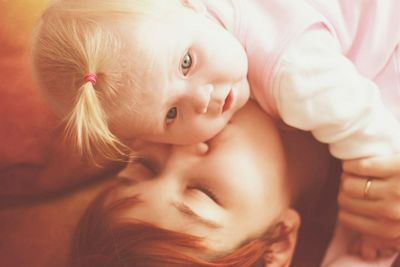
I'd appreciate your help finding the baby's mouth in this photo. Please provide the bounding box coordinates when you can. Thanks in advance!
[222,90,233,112]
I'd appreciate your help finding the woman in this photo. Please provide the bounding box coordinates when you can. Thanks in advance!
[69,101,340,267]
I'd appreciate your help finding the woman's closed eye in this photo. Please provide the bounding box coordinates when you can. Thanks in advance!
[188,184,220,205]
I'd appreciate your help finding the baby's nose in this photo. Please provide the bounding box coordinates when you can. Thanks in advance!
[188,85,213,114]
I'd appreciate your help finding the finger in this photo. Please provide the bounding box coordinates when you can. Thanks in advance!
[379,248,398,258]
[349,235,362,255]
[361,236,400,258]
[338,193,381,219]
[339,193,400,221]
[341,174,385,200]
[343,155,400,177]
[338,192,400,224]
[339,210,400,239]
[359,237,379,261]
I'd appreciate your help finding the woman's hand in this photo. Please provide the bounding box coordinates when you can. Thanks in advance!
[338,155,400,260]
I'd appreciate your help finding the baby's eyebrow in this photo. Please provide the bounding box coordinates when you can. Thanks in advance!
[171,201,222,229]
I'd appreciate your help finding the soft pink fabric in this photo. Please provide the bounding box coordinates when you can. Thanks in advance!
[308,0,400,119]
[231,0,400,117]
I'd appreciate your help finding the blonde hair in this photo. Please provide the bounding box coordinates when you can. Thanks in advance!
[31,0,180,162]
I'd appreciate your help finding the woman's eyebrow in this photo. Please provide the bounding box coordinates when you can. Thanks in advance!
[171,201,222,229]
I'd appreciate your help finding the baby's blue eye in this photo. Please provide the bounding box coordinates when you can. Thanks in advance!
[181,53,192,76]
[166,107,177,124]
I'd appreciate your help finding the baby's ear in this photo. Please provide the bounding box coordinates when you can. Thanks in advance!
[263,209,300,267]
[180,0,207,14]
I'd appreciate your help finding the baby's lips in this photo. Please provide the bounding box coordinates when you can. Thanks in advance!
[222,90,233,112]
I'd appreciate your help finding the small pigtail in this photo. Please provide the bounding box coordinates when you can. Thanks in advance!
[65,76,127,163]
[32,1,150,163]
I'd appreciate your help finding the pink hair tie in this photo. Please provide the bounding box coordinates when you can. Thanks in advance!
[83,73,97,85]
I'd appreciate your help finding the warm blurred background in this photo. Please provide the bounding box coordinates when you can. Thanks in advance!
[0,1,123,266]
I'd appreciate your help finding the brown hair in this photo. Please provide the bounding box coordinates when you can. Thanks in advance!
[70,184,289,267]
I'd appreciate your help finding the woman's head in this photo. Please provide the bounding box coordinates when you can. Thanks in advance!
[71,185,294,267]
[32,0,249,161]
[71,102,300,266]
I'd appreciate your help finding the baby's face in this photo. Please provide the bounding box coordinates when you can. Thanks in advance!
[113,1,250,145]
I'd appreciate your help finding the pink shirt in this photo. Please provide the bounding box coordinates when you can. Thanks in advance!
[204,0,400,266]
[231,0,400,159]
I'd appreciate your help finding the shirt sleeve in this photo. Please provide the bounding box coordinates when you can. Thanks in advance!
[274,27,400,159]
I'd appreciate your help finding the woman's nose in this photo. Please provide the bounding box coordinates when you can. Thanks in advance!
[185,84,213,114]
